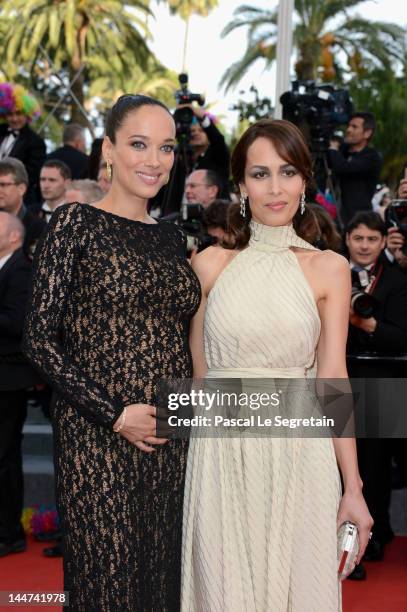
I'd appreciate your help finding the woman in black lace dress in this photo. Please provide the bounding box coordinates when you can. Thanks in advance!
[23,95,201,611]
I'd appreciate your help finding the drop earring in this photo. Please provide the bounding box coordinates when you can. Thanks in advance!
[300,190,306,215]
[106,162,112,181]
[240,194,246,218]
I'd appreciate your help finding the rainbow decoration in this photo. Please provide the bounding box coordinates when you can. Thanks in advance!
[22,505,59,535]
[0,82,41,121]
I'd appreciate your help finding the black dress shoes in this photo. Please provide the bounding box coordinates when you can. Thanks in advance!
[363,539,385,561]
[347,562,367,581]
[34,530,62,543]
[0,539,26,558]
[43,543,63,557]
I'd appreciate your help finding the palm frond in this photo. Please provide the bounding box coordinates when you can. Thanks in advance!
[219,39,276,92]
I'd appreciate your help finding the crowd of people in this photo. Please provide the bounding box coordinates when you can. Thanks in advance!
[0,81,406,611]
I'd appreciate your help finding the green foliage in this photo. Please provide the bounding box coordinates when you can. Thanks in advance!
[167,0,219,20]
[0,0,152,124]
[221,0,406,92]
[89,56,179,121]
[230,86,274,122]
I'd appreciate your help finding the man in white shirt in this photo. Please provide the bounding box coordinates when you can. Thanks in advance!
[39,160,71,222]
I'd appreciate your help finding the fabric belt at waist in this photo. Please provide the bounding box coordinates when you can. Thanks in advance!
[206,367,308,379]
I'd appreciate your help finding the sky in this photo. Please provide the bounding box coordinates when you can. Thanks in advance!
[148,0,407,130]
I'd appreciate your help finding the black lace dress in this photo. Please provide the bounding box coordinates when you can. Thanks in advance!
[23,203,201,612]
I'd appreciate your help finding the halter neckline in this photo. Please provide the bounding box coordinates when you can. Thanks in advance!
[249,220,316,251]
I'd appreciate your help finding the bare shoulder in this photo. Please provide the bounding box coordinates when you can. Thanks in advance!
[192,246,239,295]
[309,249,349,277]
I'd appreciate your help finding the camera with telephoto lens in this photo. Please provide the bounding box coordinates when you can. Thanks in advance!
[173,73,205,144]
[179,204,217,255]
[280,80,354,153]
[384,200,407,256]
[350,286,379,319]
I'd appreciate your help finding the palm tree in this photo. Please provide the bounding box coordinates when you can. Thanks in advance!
[220,1,406,91]
[89,56,179,116]
[167,0,218,71]
[0,0,152,125]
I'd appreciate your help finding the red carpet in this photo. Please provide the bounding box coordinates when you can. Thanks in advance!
[0,536,62,612]
[0,536,406,611]
[343,536,407,612]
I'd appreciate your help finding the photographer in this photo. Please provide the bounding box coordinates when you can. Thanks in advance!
[346,212,407,351]
[345,211,407,577]
[386,228,407,270]
[329,112,382,227]
[384,206,407,272]
[396,163,407,199]
[202,199,233,245]
[181,105,230,184]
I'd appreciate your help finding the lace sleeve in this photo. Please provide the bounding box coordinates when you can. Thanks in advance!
[22,204,124,428]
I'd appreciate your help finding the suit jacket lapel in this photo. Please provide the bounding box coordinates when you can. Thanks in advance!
[9,134,25,158]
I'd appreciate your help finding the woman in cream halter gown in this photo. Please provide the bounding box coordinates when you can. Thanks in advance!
[180,120,373,612]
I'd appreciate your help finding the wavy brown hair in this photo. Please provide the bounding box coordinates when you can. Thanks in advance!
[296,203,342,251]
[228,119,313,249]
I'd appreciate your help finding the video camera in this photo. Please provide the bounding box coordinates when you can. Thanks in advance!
[173,73,205,145]
[280,80,354,153]
[385,200,407,255]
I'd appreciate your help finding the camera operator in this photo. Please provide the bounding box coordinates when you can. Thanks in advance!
[329,112,382,227]
[202,199,234,245]
[185,169,223,209]
[345,211,407,577]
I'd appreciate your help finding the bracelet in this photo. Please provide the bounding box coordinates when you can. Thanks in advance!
[113,406,127,432]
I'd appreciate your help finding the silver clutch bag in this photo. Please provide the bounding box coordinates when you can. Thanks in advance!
[337,521,359,580]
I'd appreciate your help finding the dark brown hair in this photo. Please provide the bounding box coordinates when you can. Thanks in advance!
[42,159,72,180]
[228,119,313,248]
[346,211,386,236]
[203,199,231,231]
[296,203,342,251]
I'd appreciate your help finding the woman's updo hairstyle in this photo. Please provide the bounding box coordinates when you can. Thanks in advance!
[105,94,173,144]
[228,119,314,248]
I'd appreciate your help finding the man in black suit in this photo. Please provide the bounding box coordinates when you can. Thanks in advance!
[0,211,41,557]
[0,158,46,258]
[47,123,89,180]
[345,211,407,576]
[0,110,46,207]
[329,112,382,228]
[38,160,71,223]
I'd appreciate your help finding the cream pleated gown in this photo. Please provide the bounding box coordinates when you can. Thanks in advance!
[181,221,342,612]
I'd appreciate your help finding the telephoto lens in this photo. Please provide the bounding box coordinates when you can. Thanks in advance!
[350,287,379,319]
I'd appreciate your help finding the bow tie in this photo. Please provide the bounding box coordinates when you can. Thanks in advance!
[7,128,19,137]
